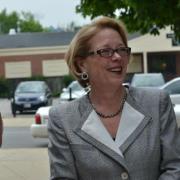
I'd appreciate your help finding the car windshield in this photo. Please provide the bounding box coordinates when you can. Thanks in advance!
[131,75,165,87]
[162,79,180,94]
[68,82,83,91]
[16,82,44,93]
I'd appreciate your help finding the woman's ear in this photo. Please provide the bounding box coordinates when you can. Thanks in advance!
[76,57,87,72]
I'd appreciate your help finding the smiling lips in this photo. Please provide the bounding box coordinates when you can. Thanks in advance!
[108,66,123,74]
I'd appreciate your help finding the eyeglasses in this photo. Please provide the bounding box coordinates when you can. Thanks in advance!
[87,47,131,58]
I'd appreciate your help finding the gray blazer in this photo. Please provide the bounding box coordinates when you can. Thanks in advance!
[48,87,180,180]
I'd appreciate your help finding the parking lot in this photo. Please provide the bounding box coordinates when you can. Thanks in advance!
[0,98,51,180]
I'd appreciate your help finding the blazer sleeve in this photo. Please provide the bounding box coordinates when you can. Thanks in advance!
[48,106,78,180]
[159,91,180,179]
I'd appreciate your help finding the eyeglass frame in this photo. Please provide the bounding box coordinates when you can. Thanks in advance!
[85,47,131,58]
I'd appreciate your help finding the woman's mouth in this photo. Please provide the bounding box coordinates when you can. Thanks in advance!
[108,66,123,74]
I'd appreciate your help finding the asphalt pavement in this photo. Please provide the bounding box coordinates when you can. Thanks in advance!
[0,116,50,180]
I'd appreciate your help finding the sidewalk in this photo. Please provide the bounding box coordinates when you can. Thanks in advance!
[0,117,50,180]
[3,116,34,127]
[0,148,50,180]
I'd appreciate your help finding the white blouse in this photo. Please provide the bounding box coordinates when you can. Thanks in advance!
[81,101,145,157]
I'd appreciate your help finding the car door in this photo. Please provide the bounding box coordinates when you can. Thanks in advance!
[164,80,180,104]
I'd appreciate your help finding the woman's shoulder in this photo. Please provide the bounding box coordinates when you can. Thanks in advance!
[49,95,87,117]
[129,86,167,97]
[128,86,170,106]
[48,95,89,128]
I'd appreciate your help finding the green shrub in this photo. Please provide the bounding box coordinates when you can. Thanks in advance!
[63,75,75,87]
[52,91,60,97]
[27,75,46,81]
[0,77,10,98]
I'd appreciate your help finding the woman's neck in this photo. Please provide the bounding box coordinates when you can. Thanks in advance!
[89,84,125,109]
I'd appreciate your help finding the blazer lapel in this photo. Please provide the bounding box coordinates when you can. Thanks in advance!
[81,110,124,157]
[74,127,129,171]
[74,92,152,170]
[74,96,128,170]
[118,90,152,153]
[115,101,145,147]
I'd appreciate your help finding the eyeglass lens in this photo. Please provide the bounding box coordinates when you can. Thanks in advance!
[98,48,130,57]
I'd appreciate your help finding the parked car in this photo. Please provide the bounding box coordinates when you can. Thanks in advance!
[174,104,180,127]
[31,80,87,138]
[31,106,51,138]
[131,73,165,88]
[59,80,86,103]
[160,77,180,105]
[11,81,52,116]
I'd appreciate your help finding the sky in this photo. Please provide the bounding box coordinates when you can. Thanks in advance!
[0,0,91,28]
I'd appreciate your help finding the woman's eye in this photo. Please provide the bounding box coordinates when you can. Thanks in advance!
[102,49,110,53]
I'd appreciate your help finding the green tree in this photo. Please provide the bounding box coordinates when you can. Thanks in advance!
[76,0,180,39]
[0,9,44,34]
[19,12,43,32]
[0,9,19,34]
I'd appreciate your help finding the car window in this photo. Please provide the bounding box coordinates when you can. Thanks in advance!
[131,74,165,87]
[164,80,180,94]
[16,82,44,93]
[68,82,83,91]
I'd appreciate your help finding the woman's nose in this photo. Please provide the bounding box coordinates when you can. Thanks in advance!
[111,51,122,61]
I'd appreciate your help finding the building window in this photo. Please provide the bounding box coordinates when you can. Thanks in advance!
[5,61,31,78]
[148,53,176,80]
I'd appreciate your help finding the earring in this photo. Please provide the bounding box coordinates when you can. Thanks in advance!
[81,72,88,80]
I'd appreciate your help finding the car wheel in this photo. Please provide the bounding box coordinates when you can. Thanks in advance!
[19,109,23,114]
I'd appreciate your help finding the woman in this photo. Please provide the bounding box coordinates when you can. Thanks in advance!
[48,17,180,179]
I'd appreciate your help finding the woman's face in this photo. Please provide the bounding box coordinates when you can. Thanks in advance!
[78,28,130,88]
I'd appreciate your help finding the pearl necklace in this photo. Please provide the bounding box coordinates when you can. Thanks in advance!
[87,90,127,119]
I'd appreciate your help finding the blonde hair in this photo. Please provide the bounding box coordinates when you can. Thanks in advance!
[65,16,128,87]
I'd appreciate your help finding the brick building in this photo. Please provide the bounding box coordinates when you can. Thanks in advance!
[0,28,179,92]
[0,31,76,79]
[0,31,76,93]
[128,27,180,81]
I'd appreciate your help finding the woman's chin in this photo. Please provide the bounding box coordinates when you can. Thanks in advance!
[109,77,124,86]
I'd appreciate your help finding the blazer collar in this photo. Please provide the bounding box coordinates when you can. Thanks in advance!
[81,110,124,157]
[74,91,152,168]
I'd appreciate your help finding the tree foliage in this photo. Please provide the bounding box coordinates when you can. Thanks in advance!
[0,9,19,34]
[19,12,43,32]
[0,9,43,34]
[76,0,180,39]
